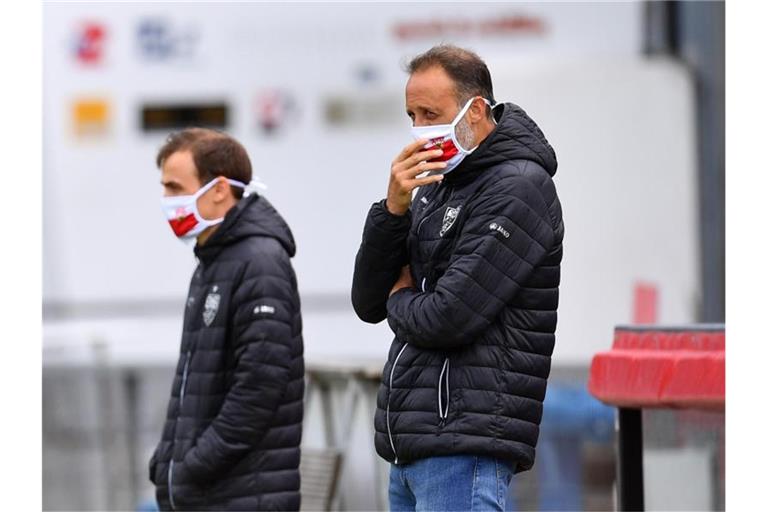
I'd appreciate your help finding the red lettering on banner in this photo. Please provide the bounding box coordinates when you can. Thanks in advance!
[392,15,546,41]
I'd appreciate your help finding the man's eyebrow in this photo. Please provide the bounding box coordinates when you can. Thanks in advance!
[412,104,440,112]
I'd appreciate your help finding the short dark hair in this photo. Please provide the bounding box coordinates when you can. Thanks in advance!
[407,44,495,116]
[156,127,251,199]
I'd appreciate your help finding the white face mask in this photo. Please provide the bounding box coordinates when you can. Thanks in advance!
[410,97,493,175]
[160,178,247,240]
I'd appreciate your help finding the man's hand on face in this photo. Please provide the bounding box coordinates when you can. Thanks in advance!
[386,139,447,216]
[390,265,415,297]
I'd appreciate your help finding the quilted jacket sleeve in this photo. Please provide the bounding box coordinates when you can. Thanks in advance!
[351,199,412,323]
[386,176,555,350]
[179,241,296,482]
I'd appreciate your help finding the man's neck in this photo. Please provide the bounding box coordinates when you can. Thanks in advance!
[474,118,497,148]
[196,225,219,246]
[196,197,239,246]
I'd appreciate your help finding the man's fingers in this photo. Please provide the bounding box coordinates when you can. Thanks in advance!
[392,149,445,176]
[400,148,444,170]
[401,160,447,178]
[403,174,445,190]
[395,139,429,163]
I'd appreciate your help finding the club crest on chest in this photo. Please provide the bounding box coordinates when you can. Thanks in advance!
[440,205,462,237]
[203,285,220,326]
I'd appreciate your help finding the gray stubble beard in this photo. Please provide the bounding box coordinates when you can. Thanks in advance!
[454,115,475,152]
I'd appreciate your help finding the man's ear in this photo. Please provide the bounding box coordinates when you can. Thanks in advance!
[213,176,231,203]
[468,98,487,124]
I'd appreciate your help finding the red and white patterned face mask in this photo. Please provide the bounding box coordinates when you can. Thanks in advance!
[410,97,493,175]
[160,178,246,239]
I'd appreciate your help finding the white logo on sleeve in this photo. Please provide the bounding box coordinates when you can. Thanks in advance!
[489,222,510,238]
[254,305,276,315]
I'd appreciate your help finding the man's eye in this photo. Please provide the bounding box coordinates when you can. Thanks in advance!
[426,111,438,120]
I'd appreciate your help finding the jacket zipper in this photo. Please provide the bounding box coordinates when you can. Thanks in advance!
[437,357,451,426]
[415,185,455,287]
[179,349,191,408]
[416,186,454,239]
[386,343,409,464]
[168,348,191,510]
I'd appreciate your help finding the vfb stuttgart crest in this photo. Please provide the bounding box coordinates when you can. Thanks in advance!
[203,285,220,326]
[439,206,462,237]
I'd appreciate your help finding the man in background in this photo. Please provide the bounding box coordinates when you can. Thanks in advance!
[149,128,304,511]
[352,45,564,511]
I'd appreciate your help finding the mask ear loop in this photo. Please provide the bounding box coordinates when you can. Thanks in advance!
[191,177,248,224]
[204,177,253,197]
[450,96,481,129]
[190,178,224,226]
[207,176,265,199]
[454,97,494,153]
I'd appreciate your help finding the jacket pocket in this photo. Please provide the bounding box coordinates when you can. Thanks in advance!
[387,342,410,464]
[168,461,210,510]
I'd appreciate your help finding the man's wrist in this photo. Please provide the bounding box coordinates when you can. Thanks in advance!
[385,198,409,217]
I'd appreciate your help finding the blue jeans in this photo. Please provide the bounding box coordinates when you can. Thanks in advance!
[389,455,516,511]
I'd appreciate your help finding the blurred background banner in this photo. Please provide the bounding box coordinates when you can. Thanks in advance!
[42,1,724,511]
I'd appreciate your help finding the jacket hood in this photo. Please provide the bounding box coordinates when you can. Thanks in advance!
[194,193,296,262]
[446,102,558,184]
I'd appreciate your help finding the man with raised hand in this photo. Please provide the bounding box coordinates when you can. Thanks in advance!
[352,45,564,511]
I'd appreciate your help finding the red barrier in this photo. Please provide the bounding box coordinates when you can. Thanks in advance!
[588,324,725,511]
[588,326,725,410]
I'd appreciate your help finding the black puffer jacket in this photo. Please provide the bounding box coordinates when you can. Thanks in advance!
[150,194,304,511]
[351,103,563,473]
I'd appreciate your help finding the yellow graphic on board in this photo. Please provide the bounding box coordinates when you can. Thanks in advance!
[72,99,110,137]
